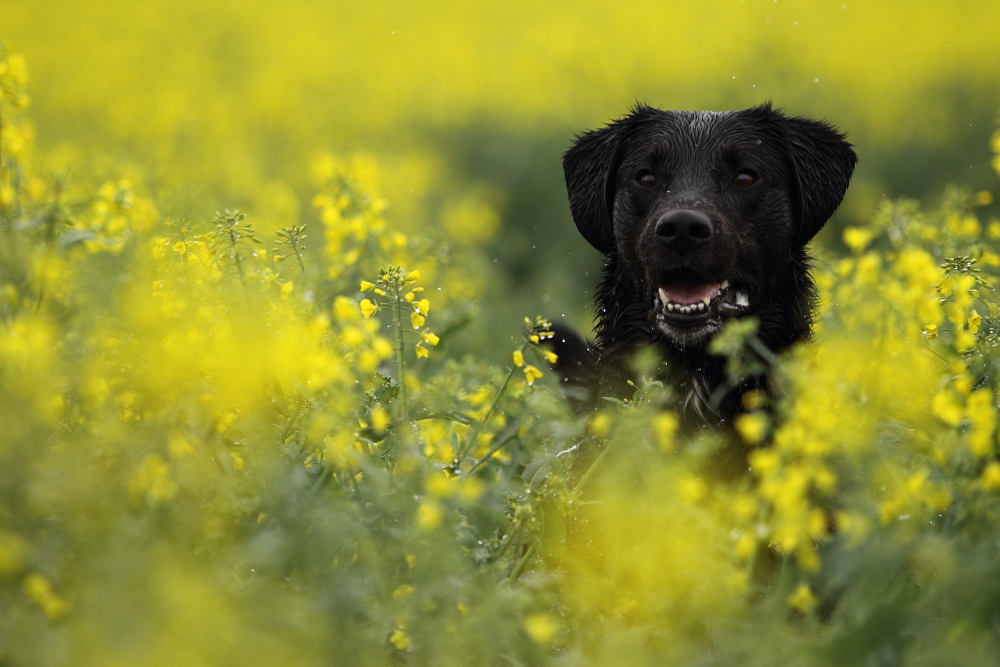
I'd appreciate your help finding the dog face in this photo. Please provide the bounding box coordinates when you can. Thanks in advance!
[564,104,856,347]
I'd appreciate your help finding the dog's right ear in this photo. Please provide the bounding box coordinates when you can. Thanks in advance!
[562,118,633,255]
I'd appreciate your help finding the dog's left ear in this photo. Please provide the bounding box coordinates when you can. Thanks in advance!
[779,114,858,246]
[563,107,660,254]
[562,122,627,254]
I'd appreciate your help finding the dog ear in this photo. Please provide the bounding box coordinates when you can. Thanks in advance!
[563,116,636,254]
[779,114,858,246]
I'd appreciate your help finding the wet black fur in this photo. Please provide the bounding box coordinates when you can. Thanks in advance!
[555,103,857,420]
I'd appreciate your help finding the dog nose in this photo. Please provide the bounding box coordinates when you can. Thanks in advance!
[655,210,714,252]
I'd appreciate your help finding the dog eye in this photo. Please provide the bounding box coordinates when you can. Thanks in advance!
[637,171,657,187]
[734,170,757,187]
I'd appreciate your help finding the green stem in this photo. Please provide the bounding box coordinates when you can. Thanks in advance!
[278,401,304,446]
[229,234,251,306]
[293,246,307,277]
[392,281,409,426]
[571,437,618,502]
[508,543,536,583]
[458,340,530,463]
[748,336,778,366]
[492,516,525,563]
[468,419,525,474]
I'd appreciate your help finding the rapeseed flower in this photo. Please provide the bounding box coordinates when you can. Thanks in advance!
[981,462,1000,491]
[522,364,542,385]
[786,583,818,613]
[735,412,769,445]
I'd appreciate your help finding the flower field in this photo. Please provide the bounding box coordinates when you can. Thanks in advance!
[3,3,1000,664]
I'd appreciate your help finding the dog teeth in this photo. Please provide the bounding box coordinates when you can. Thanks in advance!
[662,295,713,315]
[721,279,730,290]
[735,291,749,308]
[658,287,669,305]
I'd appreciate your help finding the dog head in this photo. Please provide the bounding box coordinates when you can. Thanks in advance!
[563,103,857,347]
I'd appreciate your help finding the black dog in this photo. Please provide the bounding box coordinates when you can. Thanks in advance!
[553,103,856,420]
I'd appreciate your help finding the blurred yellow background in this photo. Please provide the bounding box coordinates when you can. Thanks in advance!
[5,0,1000,342]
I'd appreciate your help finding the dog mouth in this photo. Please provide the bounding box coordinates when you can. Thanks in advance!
[653,270,750,329]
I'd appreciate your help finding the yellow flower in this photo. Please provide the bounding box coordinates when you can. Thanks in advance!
[652,412,677,451]
[842,226,873,252]
[981,462,1000,491]
[389,628,411,651]
[678,474,707,502]
[415,343,429,358]
[425,473,456,498]
[411,312,425,328]
[524,613,558,645]
[360,299,379,318]
[529,335,539,344]
[403,270,421,282]
[923,323,938,339]
[392,584,414,600]
[988,221,1000,240]
[167,433,194,459]
[280,281,294,300]
[589,412,612,437]
[955,330,976,353]
[129,455,178,505]
[0,183,15,210]
[855,253,881,285]
[359,280,375,291]
[333,296,360,321]
[968,309,982,334]
[415,298,430,314]
[371,337,394,359]
[543,350,558,364]
[977,190,993,206]
[421,331,440,346]
[512,349,524,367]
[404,291,415,302]
[735,412,769,445]
[172,240,187,254]
[23,574,68,620]
[373,288,386,296]
[366,407,388,433]
[931,391,963,426]
[923,487,952,512]
[787,583,818,614]
[523,365,543,385]
[417,500,443,530]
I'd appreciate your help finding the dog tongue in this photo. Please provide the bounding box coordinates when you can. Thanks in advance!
[659,280,721,305]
